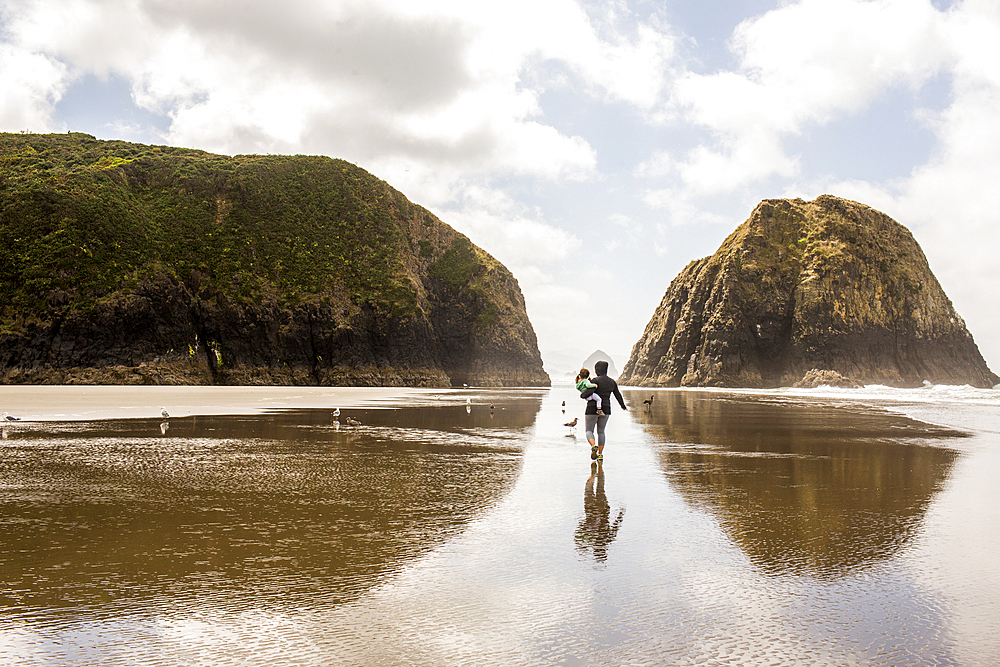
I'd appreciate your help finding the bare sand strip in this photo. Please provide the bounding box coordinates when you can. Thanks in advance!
[0,385,445,422]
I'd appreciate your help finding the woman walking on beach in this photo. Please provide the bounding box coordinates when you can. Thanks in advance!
[580,360,627,461]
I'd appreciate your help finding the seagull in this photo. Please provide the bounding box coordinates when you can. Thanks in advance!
[345,417,361,427]
[563,416,578,435]
[561,400,566,413]
[160,407,170,419]
[2,412,21,421]
[642,395,654,409]
[334,407,341,417]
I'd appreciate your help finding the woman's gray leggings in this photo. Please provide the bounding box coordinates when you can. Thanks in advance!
[585,414,610,446]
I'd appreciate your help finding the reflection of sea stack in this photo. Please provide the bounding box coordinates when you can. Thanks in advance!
[621,196,998,388]
[649,391,960,576]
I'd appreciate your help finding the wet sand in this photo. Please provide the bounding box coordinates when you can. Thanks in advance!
[0,385,440,421]
[2,385,999,665]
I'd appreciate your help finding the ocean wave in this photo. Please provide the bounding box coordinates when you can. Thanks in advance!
[620,382,1000,407]
[768,382,1000,407]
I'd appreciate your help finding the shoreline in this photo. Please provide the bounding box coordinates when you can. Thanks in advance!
[0,385,447,422]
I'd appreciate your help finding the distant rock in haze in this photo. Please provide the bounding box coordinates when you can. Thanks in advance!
[0,133,549,387]
[620,196,998,388]
[581,350,618,378]
[541,347,590,380]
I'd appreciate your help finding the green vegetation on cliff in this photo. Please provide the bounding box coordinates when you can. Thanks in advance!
[1,133,420,322]
[621,196,997,388]
[0,133,549,386]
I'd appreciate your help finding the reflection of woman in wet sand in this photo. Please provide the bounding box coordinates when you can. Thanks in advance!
[574,462,625,562]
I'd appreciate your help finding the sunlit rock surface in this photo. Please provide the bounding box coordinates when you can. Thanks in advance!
[0,133,548,387]
[621,196,998,388]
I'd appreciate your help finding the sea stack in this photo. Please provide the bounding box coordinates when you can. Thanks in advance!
[620,196,998,388]
[0,133,549,387]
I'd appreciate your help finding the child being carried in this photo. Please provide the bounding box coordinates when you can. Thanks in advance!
[575,368,605,416]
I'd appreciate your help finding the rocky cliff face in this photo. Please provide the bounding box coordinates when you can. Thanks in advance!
[620,196,998,388]
[0,133,549,386]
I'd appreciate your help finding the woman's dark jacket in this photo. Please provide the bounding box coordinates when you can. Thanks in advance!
[581,375,627,416]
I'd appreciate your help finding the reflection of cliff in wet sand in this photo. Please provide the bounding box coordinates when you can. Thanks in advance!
[0,398,542,611]
[575,462,625,563]
[628,390,961,577]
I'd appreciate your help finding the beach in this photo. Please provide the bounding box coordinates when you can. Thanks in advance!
[2,383,999,666]
[0,385,438,422]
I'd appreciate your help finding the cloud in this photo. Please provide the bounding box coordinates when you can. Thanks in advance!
[511,265,593,352]
[634,150,672,178]
[0,42,66,130]
[666,0,948,193]
[438,185,582,270]
[0,0,673,183]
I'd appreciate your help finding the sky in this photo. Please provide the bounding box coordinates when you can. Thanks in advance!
[2,0,998,377]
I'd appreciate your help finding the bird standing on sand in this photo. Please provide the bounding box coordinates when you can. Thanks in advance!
[334,407,341,418]
[564,416,578,435]
[161,407,170,419]
[346,417,361,427]
[3,412,21,421]
[642,395,654,410]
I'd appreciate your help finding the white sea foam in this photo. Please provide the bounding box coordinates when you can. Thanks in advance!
[622,382,1000,405]
[620,382,1000,436]
[770,382,1000,407]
